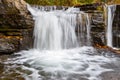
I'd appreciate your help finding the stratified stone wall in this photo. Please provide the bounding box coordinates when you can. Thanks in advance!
[75,4,120,48]
[90,11,106,47]
[113,5,120,48]
[0,0,34,54]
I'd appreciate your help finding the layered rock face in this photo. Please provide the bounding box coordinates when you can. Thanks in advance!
[0,0,34,54]
[113,5,120,48]
[90,12,105,47]
[79,4,120,48]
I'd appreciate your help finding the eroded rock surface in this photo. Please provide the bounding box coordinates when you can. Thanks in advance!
[113,5,120,48]
[0,0,34,54]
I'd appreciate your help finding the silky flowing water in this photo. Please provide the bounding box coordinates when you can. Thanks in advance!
[106,5,116,48]
[0,5,120,80]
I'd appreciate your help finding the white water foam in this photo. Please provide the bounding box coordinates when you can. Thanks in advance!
[6,47,116,80]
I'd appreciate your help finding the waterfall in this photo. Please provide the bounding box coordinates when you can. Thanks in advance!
[27,5,92,50]
[86,14,91,46]
[76,13,91,46]
[106,5,116,47]
[5,4,117,80]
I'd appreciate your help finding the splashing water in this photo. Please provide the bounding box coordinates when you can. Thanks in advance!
[7,47,116,80]
[4,5,118,80]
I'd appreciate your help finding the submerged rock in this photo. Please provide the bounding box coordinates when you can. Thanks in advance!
[100,71,120,80]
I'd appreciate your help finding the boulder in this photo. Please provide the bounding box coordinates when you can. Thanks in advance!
[0,0,34,54]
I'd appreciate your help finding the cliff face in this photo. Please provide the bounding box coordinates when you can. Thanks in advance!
[0,0,34,54]
[113,5,120,48]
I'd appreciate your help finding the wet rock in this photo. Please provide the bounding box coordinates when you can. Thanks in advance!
[91,13,104,26]
[100,71,120,80]
[74,3,103,11]
[112,5,120,48]
[0,63,4,74]
[113,31,120,48]
[0,36,20,54]
[92,32,105,47]
[90,11,106,47]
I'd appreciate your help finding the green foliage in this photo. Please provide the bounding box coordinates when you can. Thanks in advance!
[25,0,83,6]
[78,0,94,4]
[25,0,120,6]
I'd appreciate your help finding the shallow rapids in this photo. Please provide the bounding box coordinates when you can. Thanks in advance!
[3,47,118,80]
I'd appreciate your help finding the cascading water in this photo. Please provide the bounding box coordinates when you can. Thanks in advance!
[76,12,91,46]
[86,14,91,46]
[106,5,116,47]
[31,7,78,50]
[28,4,91,50]
[3,4,119,80]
